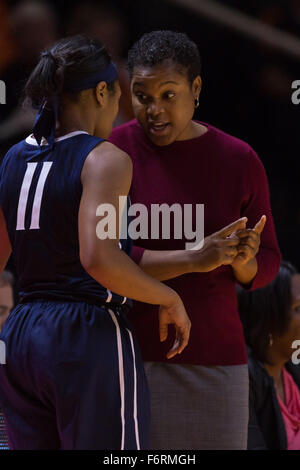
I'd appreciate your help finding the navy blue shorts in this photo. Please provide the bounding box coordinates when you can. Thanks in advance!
[0,300,150,450]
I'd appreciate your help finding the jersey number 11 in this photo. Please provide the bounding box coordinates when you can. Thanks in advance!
[16,162,53,231]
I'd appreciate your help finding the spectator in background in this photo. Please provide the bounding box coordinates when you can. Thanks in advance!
[0,270,14,451]
[238,261,300,450]
[0,270,14,332]
[66,1,134,125]
[0,0,15,74]
[0,0,58,156]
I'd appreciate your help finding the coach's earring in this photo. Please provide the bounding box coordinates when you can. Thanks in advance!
[194,97,199,108]
[269,333,273,347]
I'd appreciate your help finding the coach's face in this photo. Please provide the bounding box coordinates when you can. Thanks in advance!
[131,60,201,146]
[0,284,13,332]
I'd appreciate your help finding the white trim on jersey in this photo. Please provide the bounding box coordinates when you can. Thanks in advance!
[108,309,126,450]
[30,162,53,229]
[105,290,112,303]
[126,328,141,450]
[25,130,89,146]
[118,243,127,305]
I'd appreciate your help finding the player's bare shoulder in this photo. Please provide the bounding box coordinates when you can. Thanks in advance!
[81,141,132,184]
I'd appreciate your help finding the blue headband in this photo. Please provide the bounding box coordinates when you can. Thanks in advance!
[32,61,118,147]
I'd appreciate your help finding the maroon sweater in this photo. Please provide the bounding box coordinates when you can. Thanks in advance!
[109,120,281,366]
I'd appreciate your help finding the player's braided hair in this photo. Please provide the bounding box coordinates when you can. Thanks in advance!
[127,30,201,85]
[25,35,115,109]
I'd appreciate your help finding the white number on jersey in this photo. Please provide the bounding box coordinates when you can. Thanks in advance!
[16,162,53,230]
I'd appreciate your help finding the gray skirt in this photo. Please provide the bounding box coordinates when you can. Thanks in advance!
[144,361,249,450]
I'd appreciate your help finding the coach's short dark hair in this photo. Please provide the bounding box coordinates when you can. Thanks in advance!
[127,30,201,85]
[237,261,298,364]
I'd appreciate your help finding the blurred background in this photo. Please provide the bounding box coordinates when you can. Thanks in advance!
[0,0,299,285]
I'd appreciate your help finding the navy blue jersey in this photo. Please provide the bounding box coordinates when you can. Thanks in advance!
[0,131,132,308]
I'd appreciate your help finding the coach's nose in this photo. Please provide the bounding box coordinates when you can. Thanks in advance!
[146,99,164,118]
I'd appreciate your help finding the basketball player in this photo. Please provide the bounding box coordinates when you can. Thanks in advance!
[0,35,193,450]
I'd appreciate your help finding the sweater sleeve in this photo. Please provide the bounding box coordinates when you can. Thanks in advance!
[130,245,145,265]
[239,149,281,291]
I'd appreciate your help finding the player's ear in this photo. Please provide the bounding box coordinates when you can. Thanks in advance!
[95,81,107,106]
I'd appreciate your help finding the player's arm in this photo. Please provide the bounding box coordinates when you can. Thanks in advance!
[78,142,191,359]
[0,207,12,273]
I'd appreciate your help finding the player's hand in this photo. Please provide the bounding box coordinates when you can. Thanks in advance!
[192,217,248,272]
[159,295,191,359]
[230,215,266,269]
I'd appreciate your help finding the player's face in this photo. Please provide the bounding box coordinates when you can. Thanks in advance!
[95,80,121,138]
[0,284,13,332]
[131,61,200,146]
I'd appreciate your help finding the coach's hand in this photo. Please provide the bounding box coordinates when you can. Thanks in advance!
[230,215,266,269]
[159,294,191,359]
[192,217,248,272]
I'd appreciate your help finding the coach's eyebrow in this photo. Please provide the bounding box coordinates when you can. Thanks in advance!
[159,81,179,86]
[133,81,179,88]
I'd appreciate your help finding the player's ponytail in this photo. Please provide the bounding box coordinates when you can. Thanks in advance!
[24,35,115,109]
[25,51,65,109]
[24,35,117,146]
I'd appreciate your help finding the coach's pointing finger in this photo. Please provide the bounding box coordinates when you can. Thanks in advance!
[217,217,248,239]
[253,215,267,235]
